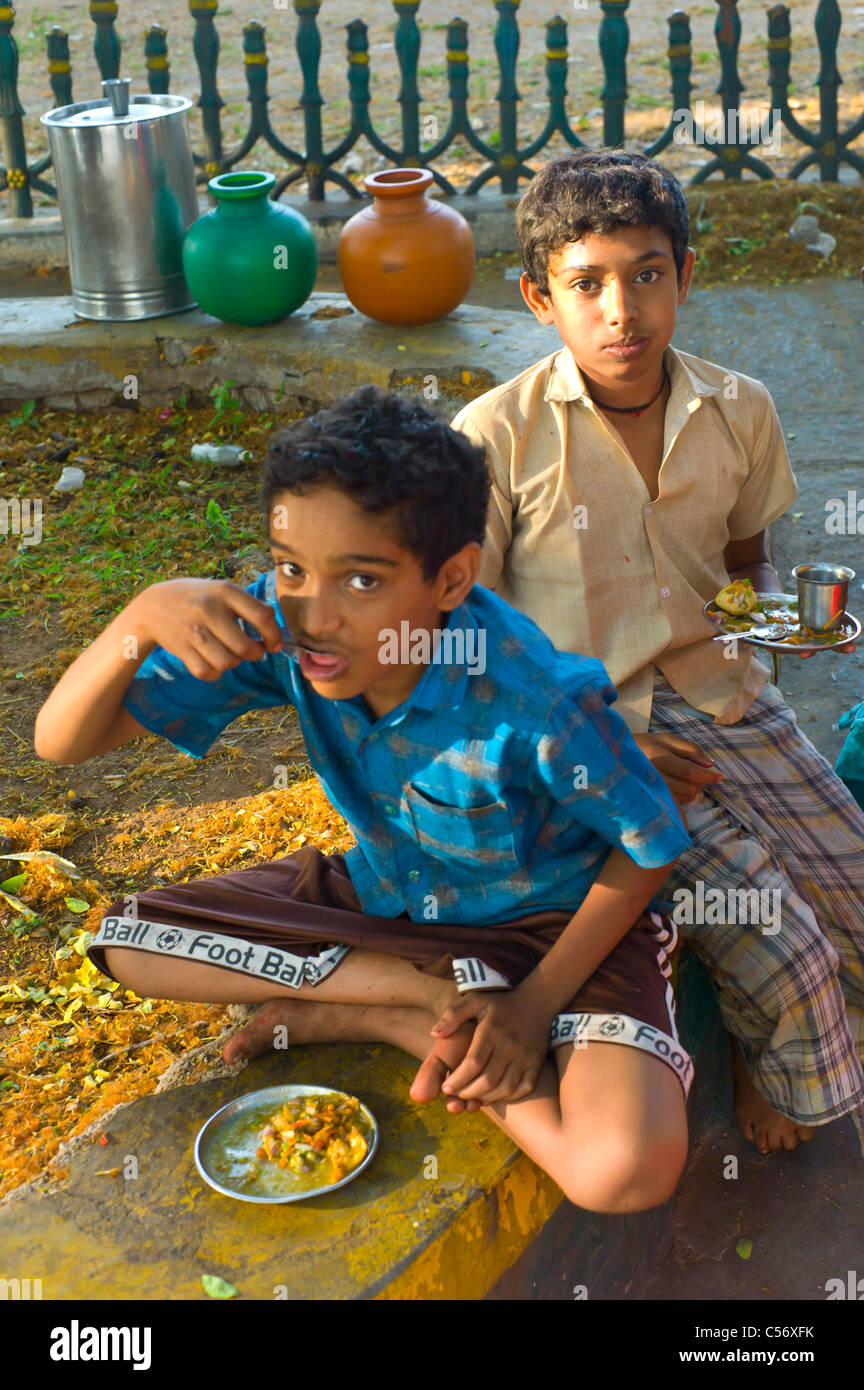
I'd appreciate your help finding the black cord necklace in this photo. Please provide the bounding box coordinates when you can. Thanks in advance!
[589,364,669,417]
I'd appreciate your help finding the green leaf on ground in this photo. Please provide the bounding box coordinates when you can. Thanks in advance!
[205,498,231,539]
[736,1237,754,1260]
[202,1274,238,1299]
[9,399,36,429]
[64,898,91,913]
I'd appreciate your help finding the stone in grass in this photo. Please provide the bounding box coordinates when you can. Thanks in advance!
[53,465,86,492]
[787,214,836,263]
[222,547,272,585]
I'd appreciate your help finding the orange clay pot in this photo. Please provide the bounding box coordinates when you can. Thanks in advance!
[337,168,475,325]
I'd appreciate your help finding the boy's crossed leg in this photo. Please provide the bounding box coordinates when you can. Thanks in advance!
[227,993,689,1213]
[413,1024,688,1213]
[102,940,462,1010]
[649,674,864,1153]
[101,941,688,1213]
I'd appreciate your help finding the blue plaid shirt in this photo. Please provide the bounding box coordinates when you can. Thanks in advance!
[121,574,690,925]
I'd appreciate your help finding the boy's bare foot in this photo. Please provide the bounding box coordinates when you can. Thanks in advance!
[410,1020,485,1113]
[224,1001,286,1063]
[223,996,485,1114]
[729,1035,817,1153]
[222,997,427,1064]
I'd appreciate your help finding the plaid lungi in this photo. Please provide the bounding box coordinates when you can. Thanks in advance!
[649,670,864,1144]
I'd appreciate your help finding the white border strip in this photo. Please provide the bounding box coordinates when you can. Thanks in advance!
[549,1010,693,1098]
[452,957,512,992]
[90,914,348,990]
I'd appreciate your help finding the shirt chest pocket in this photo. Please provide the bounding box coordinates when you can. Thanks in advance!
[403,784,519,869]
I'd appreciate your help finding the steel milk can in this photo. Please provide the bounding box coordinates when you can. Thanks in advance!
[40,77,199,320]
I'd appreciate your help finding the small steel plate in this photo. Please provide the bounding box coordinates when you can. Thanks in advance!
[194,1084,379,1204]
[703,591,861,653]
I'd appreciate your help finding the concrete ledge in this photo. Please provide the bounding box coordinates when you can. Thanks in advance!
[0,291,559,415]
[0,190,523,273]
[7,282,864,460]
[0,948,721,1301]
[0,1039,563,1301]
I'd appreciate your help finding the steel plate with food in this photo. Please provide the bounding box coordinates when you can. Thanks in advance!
[703,591,861,654]
[194,1085,378,1203]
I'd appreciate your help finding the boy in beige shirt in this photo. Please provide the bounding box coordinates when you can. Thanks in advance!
[450,149,864,1157]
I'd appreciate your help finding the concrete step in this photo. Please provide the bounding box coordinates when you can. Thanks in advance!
[0,947,721,1301]
[642,1105,864,1302]
[0,1035,565,1300]
[0,291,560,416]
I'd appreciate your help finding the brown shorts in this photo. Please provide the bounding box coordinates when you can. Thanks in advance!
[87,845,693,1097]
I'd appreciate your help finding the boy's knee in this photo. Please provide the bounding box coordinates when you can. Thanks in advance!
[560,1124,688,1214]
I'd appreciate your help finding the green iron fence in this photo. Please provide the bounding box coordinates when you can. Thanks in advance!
[1,0,863,218]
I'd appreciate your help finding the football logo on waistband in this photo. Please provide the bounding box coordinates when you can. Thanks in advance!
[155,929,182,951]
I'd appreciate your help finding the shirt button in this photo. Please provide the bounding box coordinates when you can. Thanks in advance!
[660,586,671,599]
[383,803,396,815]
[407,869,420,882]
[644,505,653,517]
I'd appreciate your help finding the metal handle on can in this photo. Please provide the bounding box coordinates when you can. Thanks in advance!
[103,78,131,118]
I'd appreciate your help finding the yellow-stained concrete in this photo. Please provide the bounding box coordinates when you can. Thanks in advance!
[0,1041,563,1300]
[373,1153,563,1300]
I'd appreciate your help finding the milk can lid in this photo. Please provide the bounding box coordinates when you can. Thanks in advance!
[41,79,192,128]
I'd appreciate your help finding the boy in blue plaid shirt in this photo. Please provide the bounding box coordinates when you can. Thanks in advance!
[36,386,692,1212]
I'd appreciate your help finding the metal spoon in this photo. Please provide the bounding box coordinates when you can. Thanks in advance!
[279,636,334,656]
[236,617,322,656]
[711,624,789,642]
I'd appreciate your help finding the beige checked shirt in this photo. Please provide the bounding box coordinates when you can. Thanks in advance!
[451,343,799,734]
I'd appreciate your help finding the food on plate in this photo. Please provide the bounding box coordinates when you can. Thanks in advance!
[714,578,759,616]
[783,624,852,647]
[705,592,856,649]
[256,1091,369,1184]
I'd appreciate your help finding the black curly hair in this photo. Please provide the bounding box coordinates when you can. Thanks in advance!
[260,385,491,582]
[516,148,690,298]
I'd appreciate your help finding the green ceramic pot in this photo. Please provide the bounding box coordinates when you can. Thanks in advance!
[182,170,318,325]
